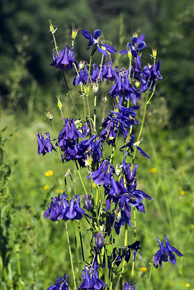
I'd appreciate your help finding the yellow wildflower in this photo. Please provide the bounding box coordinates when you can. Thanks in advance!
[56,189,63,194]
[180,190,185,195]
[139,267,148,272]
[45,170,53,177]
[149,168,157,173]
[43,185,49,190]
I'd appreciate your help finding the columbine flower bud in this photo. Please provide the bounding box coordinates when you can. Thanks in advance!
[46,111,53,120]
[135,80,140,88]
[83,195,93,211]
[92,83,99,95]
[57,96,62,110]
[152,48,157,59]
[72,25,81,40]
[49,20,57,34]
[103,96,107,104]
[79,61,85,70]
[83,85,90,96]
[116,209,122,223]
[115,164,122,177]
[95,233,104,251]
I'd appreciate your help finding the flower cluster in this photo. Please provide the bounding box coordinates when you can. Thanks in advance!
[44,193,91,221]
[36,24,183,290]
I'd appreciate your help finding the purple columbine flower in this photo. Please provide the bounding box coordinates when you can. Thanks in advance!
[120,135,150,159]
[141,61,162,91]
[109,104,140,139]
[95,233,104,251]
[78,266,107,290]
[64,195,92,220]
[44,193,91,222]
[88,160,111,185]
[73,65,89,86]
[102,61,117,81]
[124,282,136,290]
[120,34,146,58]
[58,118,84,144]
[81,29,117,57]
[153,235,183,268]
[51,45,77,70]
[36,132,56,156]
[47,273,69,290]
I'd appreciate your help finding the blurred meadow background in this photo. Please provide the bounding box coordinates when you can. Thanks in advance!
[1,0,194,289]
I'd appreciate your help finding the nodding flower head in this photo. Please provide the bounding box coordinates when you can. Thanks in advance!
[153,235,183,268]
[81,29,117,57]
[51,45,77,69]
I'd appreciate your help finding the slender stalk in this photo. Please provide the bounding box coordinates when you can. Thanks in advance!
[65,221,77,290]
[87,56,93,86]
[83,96,87,120]
[78,221,85,262]
[73,222,82,280]
[49,19,79,117]
[146,263,153,290]
[94,94,97,132]
[131,91,149,166]
[131,208,137,284]
[16,252,22,290]
[117,223,128,290]
[49,20,59,56]
[75,161,88,195]
[115,258,125,290]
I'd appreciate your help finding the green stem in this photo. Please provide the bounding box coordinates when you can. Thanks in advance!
[16,252,22,290]
[87,56,93,86]
[131,208,136,284]
[49,20,59,56]
[73,222,82,280]
[115,258,125,290]
[94,94,97,133]
[117,223,128,290]
[49,20,79,117]
[78,221,85,262]
[131,91,149,166]
[75,161,88,195]
[146,263,153,290]
[65,221,77,290]
[83,96,87,121]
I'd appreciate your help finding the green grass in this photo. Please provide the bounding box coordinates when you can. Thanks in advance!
[1,103,194,290]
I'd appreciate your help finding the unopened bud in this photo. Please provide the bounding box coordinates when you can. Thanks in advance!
[95,233,104,251]
[83,85,90,96]
[79,61,85,70]
[49,20,57,34]
[152,48,157,59]
[72,25,81,40]
[83,195,93,211]
[46,111,53,120]
[116,210,122,223]
[115,164,122,177]
[135,80,140,88]
[92,83,99,95]
[57,96,62,110]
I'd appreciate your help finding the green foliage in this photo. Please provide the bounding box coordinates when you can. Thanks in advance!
[1,95,194,289]
[1,0,194,125]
